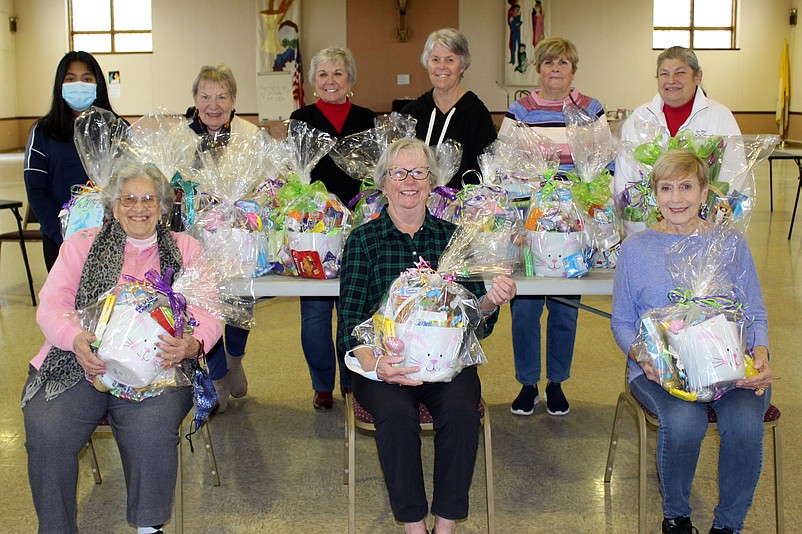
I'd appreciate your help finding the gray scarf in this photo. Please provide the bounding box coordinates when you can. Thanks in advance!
[21,219,183,407]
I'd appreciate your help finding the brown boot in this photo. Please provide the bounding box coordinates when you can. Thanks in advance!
[212,373,231,413]
[227,352,248,398]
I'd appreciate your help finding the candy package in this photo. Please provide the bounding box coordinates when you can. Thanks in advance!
[190,132,275,278]
[272,181,351,278]
[76,239,255,399]
[614,116,670,235]
[564,102,620,268]
[60,107,129,238]
[351,263,486,382]
[630,224,754,402]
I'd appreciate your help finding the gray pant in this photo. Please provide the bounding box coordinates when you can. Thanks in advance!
[22,368,192,533]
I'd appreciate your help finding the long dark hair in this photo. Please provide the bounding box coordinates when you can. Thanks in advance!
[39,51,116,142]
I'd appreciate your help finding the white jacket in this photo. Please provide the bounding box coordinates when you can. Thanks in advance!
[614,86,742,197]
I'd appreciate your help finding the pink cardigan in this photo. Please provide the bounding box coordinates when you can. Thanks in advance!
[31,228,223,369]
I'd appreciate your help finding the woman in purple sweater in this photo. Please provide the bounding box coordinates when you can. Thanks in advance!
[611,150,773,534]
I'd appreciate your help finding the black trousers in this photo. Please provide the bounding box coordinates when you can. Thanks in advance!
[353,366,481,523]
[42,235,60,272]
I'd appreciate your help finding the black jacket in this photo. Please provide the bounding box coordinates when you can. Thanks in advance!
[402,90,497,188]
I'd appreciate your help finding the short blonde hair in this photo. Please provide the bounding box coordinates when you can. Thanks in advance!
[192,64,238,99]
[650,150,709,191]
[533,37,579,73]
[308,47,358,85]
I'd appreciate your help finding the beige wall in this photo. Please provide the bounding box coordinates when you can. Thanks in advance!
[1,0,800,150]
[346,0,458,113]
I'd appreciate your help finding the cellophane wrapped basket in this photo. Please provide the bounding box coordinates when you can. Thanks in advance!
[351,263,487,382]
[630,224,757,402]
[190,132,276,278]
[60,107,129,238]
[268,120,351,278]
[523,176,591,278]
[563,102,620,268]
[435,184,523,280]
[124,109,201,229]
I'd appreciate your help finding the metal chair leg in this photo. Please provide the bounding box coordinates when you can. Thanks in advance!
[201,422,221,486]
[86,438,102,484]
[482,402,495,534]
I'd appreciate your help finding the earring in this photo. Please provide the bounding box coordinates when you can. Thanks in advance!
[347,91,354,99]
[313,91,319,98]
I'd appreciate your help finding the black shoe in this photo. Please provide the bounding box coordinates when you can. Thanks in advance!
[510,385,539,415]
[663,516,698,534]
[709,528,735,534]
[545,381,570,416]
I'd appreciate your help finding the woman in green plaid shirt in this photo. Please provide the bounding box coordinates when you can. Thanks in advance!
[337,138,516,534]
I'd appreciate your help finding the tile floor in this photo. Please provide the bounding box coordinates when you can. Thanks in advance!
[1,151,800,533]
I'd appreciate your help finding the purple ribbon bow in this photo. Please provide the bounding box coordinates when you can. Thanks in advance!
[428,186,459,218]
[347,188,383,210]
[144,268,188,337]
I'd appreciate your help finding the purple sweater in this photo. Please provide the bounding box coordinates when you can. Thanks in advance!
[611,227,768,382]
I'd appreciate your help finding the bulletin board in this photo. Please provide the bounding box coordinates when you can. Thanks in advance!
[257,71,295,121]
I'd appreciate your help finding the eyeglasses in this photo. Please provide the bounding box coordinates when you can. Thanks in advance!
[387,167,430,181]
[118,194,159,208]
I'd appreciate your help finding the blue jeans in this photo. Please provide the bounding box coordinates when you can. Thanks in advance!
[206,325,250,380]
[629,375,770,531]
[510,295,579,385]
[300,297,350,392]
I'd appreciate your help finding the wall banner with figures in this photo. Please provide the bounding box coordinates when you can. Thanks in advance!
[504,0,549,87]
[257,0,305,115]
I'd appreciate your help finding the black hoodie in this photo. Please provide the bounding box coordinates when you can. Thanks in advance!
[402,89,497,189]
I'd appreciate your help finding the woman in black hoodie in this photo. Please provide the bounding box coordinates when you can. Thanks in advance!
[402,28,496,189]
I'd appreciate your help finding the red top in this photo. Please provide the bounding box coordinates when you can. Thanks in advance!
[663,95,695,136]
[315,99,352,134]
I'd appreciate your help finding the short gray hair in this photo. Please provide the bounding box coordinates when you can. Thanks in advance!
[374,138,439,191]
[102,163,174,219]
[657,46,701,76]
[308,47,358,85]
[192,64,238,99]
[420,28,471,71]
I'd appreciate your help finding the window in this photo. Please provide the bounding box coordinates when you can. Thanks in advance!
[69,0,152,53]
[653,0,737,50]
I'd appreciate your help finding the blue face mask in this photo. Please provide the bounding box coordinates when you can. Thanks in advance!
[61,81,97,112]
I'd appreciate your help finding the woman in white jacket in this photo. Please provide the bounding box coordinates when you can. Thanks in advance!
[614,46,741,205]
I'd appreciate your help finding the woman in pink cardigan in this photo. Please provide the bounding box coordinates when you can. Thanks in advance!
[21,164,222,534]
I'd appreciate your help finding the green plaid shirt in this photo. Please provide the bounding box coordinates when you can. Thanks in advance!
[337,209,496,355]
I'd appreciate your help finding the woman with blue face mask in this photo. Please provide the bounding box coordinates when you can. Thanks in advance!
[24,51,121,271]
